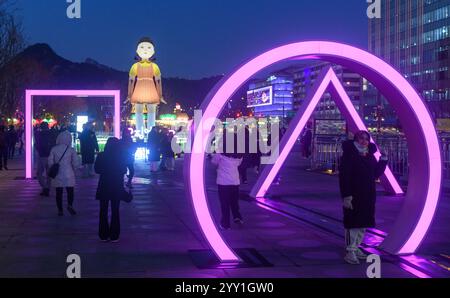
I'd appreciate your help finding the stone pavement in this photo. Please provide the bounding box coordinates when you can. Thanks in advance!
[0,152,445,278]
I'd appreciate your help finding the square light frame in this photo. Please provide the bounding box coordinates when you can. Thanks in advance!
[25,90,121,179]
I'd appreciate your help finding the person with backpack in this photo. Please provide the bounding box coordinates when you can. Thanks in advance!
[35,122,56,196]
[48,130,80,216]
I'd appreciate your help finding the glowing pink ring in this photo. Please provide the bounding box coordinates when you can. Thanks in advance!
[185,41,442,262]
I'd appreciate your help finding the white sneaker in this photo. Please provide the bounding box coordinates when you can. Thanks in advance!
[355,249,368,260]
[344,251,360,265]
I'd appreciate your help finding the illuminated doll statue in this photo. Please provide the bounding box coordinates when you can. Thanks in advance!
[128,37,166,136]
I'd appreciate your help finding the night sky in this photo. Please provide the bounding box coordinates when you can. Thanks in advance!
[15,0,368,79]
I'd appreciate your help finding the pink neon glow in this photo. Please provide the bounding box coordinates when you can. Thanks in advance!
[188,41,441,262]
[25,90,121,179]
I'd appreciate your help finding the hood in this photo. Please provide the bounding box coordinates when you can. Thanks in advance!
[56,130,72,146]
[342,140,377,154]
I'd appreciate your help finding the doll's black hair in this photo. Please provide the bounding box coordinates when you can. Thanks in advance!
[137,37,155,47]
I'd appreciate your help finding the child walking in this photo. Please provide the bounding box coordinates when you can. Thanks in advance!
[211,149,244,230]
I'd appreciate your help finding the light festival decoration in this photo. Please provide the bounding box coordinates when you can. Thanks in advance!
[184,41,442,262]
[25,89,121,179]
[128,37,165,136]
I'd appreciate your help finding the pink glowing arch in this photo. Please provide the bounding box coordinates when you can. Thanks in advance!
[25,90,121,179]
[185,41,442,262]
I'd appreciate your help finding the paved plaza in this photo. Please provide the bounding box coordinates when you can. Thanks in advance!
[0,151,449,278]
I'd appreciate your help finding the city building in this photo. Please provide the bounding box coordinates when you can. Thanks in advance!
[368,0,450,119]
[247,73,294,121]
[246,64,364,134]
[292,63,363,120]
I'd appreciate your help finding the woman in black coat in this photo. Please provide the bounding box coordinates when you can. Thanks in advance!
[79,123,99,177]
[95,137,127,242]
[338,130,388,264]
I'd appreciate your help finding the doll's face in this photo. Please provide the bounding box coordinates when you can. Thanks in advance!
[136,42,155,60]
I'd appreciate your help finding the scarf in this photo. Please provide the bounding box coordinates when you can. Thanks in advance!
[353,141,369,156]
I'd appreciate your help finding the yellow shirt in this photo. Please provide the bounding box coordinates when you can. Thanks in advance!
[129,61,161,78]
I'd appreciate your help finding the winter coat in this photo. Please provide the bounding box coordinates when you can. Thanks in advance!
[94,151,127,201]
[79,129,99,164]
[48,131,80,188]
[338,140,388,229]
[120,136,137,165]
[146,130,161,161]
[6,129,18,146]
[211,154,243,186]
[0,131,7,149]
[35,129,56,158]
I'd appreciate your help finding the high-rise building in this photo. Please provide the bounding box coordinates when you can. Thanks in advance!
[292,63,362,120]
[247,72,294,119]
[368,0,450,118]
[246,64,363,123]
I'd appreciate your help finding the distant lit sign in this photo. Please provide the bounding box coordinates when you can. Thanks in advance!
[247,86,273,108]
[437,118,450,132]
[315,119,347,135]
[76,116,89,132]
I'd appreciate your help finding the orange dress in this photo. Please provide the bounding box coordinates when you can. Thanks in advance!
[131,62,160,104]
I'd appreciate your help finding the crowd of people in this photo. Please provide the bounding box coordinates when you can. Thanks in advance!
[3,119,387,262]
[0,124,24,170]
[146,126,176,172]
[31,122,179,242]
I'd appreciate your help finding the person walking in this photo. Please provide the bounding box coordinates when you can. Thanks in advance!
[95,137,127,242]
[160,130,175,171]
[0,126,8,170]
[17,125,24,156]
[211,133,244,230]
[338,130,388,265]
[79,122,99,177]
[121,128,137,187]
[6,125,18,159]
[35,122,56,196]
[147,127,161,172]
[48,130,80,216]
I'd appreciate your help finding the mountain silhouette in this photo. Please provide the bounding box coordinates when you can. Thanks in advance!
[0,43,245,117]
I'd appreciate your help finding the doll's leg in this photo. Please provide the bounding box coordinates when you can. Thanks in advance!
[147,104,157,130]
[135,104,144,136]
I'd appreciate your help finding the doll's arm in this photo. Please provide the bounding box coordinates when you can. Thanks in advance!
[127,77,135,101]
[155,75,167,104]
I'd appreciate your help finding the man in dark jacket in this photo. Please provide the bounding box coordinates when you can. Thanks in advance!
[35,122,56,196]
[338,130,388,265]
[0,126,8,170]
[7,125,18,159]
[79,122,99,177]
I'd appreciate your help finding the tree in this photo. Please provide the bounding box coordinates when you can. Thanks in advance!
[0,0,25,116]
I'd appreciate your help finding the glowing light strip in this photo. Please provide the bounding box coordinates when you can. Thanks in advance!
[25,90,121,179]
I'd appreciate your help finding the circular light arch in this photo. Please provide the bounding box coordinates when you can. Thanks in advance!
[184,41,442,262]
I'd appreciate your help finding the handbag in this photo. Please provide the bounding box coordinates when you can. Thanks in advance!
[48,146,69,179]
[121,189,133,203]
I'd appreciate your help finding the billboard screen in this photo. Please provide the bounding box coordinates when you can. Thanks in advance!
[247,86,273,107]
